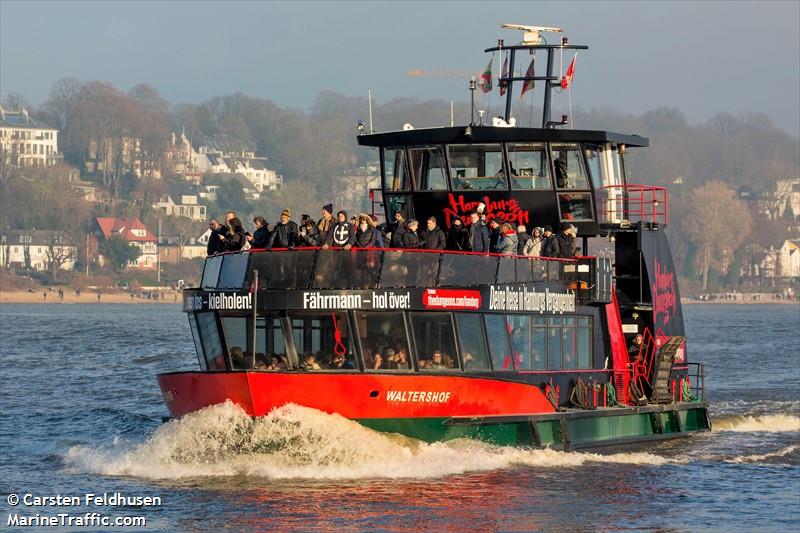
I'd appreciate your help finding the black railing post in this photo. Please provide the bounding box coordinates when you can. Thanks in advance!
[251,269,258,369]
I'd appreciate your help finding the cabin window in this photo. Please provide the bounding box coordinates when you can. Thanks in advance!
[547,317,562,370]
[551,143,590,190]
[410,313,459,370]
[561,317,578,369]
[201,255,223,289]
[385,195,413,225]
[196,312,226,370]
[558,192,594,222]
[408,145,448,191]
[508,143,551,189]
[288,311,356,370]
[260,315,291,369]
[188,314,208,370]
[507,315,531,370]
[355,311,411,371]
[383,147,411,191]
[577,316,593,368]
[218,253,250,289]
[454,313,491,371]
[584,145,603,189]
[448,143,506,190]
[222,316,251,369]
[484,314,513,371]
[531,316,547,369]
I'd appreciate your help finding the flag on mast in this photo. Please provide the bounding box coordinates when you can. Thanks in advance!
[499,56,509,96]
[478,57,493,93]
[561,52,577,89]
[520,55,536,99]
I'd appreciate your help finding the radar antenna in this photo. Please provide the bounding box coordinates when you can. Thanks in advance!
[500,23,564,45]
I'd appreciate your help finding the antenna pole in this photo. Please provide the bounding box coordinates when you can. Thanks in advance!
[450,101,454,127]
[542,48,555,128]
[504,48,516,122]
[368,89,374,133]
[469,78,476,126]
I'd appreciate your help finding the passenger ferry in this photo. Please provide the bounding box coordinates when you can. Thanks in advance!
[158,25,710,450]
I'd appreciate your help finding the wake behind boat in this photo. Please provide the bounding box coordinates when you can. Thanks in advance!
[157,24,710,450]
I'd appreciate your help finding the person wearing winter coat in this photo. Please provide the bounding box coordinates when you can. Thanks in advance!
[556,223,578,258]
[516,225,531,255]
[488,219,502,252]
[353,214,378,248]
[323,210,355,249]
[401,219,423,248]
[317,204,335,245]
[390,211,408,248]
[468,211,490,252]
[248,216,271,248]
[370,215,385,247]
[421,217,446,250]
[523,227,545,257]
[541,225,561,258]
[446,218,470,251]
[206,219,225,255]
[268,209,299,248]
[495,223,519,255]
[219,217,247,251]
[298,216,321,246]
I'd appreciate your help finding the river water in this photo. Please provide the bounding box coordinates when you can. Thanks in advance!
[0,303,798,532]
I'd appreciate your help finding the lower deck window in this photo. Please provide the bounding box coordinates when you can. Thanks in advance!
[356,312,411,371]
[484,314,513,371]
[454,313,491,371]
[410,313,459,370]
[188,315,207,370]
[196,312,225,370]
[289,312,357,370]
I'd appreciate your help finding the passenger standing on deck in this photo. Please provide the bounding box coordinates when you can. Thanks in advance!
[488,220,502,252]
[268,209,299,248]
[557,223,578,258]
[318,204,335,245]
[421,217,446,250]
[516,225,531,255]
[468,211,490,252]
[206,219,224,255]
[298,216,321,246]
[390,211,408,248]
[370,215,385,247]
[542,225,560,258]
[248,216,271,248]
[496,223,518,255]
[323,210,355,249]
[354,214,378,248]
[523,227,545,257]
[401,220,423,248]
[446,218,469,251]
[219,217,246,251]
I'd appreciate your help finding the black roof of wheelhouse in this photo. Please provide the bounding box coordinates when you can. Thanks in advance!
[356,126,649,148]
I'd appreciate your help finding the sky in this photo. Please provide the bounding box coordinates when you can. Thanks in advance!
[1,0,799,136]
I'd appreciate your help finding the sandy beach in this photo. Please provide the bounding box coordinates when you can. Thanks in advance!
[1,290,181,305]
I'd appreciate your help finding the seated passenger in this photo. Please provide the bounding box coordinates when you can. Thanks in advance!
[229,346,245,368]
[463,351,476,370]
[267,355,282,370]
[428,350,447,370]
[302,353,321,370]
[330,353,355,370]
[370,351,383,370]
[389,348,410,370]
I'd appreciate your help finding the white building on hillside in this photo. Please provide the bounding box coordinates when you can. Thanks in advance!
[0,107,61,168]
[0,230,77,271]
[152,193,207,221]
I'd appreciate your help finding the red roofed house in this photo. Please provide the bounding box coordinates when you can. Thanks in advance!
[94,217,158,270]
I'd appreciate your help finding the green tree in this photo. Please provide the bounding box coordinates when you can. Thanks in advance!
[100,236,141,273]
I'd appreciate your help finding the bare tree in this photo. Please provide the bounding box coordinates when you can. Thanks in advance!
[45,232,76,281]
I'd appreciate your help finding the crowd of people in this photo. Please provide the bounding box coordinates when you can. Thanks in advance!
[206,204,579,259]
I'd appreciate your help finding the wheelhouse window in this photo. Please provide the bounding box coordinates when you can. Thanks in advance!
[454,313,491,371]
[448,143,506,190]
[356,311,411,371]
[196,312,226,370]
[408,145,448,191]
[383,147,411,191]
[188,314,207,370]
[410,313,459,370]
[551,143,590,190]
[558,192,594,222]
[508,143,551,189]
[289,311,356,370]
[484,314,513,371]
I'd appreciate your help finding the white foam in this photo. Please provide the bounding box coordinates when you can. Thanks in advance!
[713,414,800,433]
[63,402,672,480]
[728,444,799,464]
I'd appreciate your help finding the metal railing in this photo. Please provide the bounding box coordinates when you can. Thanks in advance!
[597,184,669,225]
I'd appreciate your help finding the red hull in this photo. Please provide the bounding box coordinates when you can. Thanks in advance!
[158,372,556,419]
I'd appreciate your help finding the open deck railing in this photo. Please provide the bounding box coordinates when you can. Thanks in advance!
[200,247,586,291]
[598,184,669,226]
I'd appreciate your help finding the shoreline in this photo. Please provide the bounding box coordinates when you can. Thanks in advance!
[681,298,798,305]
[1,290,181,305]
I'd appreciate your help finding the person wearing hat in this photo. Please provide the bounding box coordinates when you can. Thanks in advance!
[390,211,408,248]
[468,211,490,252]
[556,222,577,258]
[516,224,532,255]
[446,217,469,251]
[267,208,299,248]
[401,219,422,248]
[542,225,561,258]
[324,210,355,249]
[487,219,502,253]
[318,204,335,245]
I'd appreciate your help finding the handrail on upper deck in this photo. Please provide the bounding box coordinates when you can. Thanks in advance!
[597,184,669,226]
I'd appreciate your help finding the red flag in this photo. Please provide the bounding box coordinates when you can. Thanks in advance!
[478,57,493,93]
[520,56,535,99]
[499,56,509,96]
[561,53,577,89]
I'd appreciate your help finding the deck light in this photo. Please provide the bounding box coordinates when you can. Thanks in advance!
[562,36,569,45]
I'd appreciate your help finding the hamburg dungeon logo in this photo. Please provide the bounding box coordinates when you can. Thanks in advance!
[442,193,531,227]
[651,258,676,327]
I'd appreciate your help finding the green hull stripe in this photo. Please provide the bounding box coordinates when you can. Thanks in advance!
[356,407,710,447]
